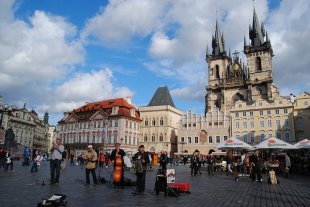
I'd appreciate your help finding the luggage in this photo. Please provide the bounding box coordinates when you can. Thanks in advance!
[169,182,190,193]
[154,174,167,195]
[268,170,278,184]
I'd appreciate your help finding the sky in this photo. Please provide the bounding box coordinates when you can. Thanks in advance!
[0,0,309,125]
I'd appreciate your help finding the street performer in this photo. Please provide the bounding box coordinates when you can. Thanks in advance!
[110,143,126,189]
[132,145,150,195]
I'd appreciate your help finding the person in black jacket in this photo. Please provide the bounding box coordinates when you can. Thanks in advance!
[250,149,262,182]
[110,143,126,188]
[132,145,150,195]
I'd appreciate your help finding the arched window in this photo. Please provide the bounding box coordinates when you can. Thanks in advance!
[144,119,148,126]
[144,134,147,142]
[215,65,220,78]
[297,117,303,129]
[125,135,128,144]
[152,118,156,126]
[152,134,155,142]
[159,133,163,142]
[160,117,164,126]
[255,57,262,71]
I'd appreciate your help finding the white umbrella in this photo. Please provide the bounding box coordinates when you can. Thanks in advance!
[254,137,296,149]
[293,139,310,149]
[216,137,254,150]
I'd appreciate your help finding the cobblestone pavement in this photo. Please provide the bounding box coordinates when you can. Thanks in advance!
[0,161,309,207]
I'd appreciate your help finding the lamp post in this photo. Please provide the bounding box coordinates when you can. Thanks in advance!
[290,93,297,141]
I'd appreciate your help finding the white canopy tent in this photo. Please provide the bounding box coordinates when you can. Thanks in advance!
[254,137,296,149]
[216,137,254,150]
[293,139,310,149]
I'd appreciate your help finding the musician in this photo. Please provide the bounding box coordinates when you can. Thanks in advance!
[132,145,150,195]
[49,138,64,184]
[83,145,98,185]
[110,143,126,188]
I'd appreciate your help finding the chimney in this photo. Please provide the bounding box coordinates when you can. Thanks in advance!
[125,96,132,104]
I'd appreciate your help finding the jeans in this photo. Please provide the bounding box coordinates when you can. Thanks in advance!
[31,161,38,173]
[136,172,146,193]
[208,164,214,175]
[86,168,97,184]
[50,159,61,183]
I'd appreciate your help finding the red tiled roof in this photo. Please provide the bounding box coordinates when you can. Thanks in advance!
[58,98,141,123]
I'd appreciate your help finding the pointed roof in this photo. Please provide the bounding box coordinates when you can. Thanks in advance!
[249,9,265,47]
[148,86,175,107]
[211,19,226,57]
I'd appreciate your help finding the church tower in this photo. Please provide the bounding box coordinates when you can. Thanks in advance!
[44,112,49,124]
[244,8,279,101]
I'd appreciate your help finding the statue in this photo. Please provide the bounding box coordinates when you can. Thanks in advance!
[4,127,17,149]
[247,88,253,102]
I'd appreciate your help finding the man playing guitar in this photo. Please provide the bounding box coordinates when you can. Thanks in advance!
[110,143,126,189]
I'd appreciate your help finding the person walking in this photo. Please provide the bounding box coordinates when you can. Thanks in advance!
[31,152,43,173]
[132,145,150,195]
[207,154,214,176]
[83,145,98,185]
[285,153,291,178]
[49,138,64,184]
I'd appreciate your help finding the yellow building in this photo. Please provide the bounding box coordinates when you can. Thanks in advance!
[294,92,310,141]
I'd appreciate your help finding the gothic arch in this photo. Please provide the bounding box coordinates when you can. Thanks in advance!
[255,57,262,71]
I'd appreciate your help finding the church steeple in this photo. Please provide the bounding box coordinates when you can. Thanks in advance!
[211,19,226,57]
[249,8,264,47]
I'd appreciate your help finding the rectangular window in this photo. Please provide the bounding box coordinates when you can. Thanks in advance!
[267,110,271,115]
[243,122,247,129]
[243,134,247,143]
[216,136,220,143]
[285,119,289,127]
[251,133,255,143]
[260,121,264,128]
[276,120,280,127]
[209,136,213,144]
[285,132,290,142]
[181,137,184,142]
[188,137,191,144]
[268,133,273,138]
[260,110,264,116]
[224,136,228,141]
[250,111,254,116]
[276,109,279,114]
[260,133,265,142]
[250,121,254,128]
[243,112,246,116]
[284,108,288,114]
[268,120,272,127]
[195,137,198,143]
[276,132,282,140]
[235,112,239,117]
[236,122,239,129]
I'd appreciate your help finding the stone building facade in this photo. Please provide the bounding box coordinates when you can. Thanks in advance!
[139,87,182,155]
[56,98,141,156]
[204,9,304,143]
[294,92,310,141]
[29,111,50,152]
[177,109,230,155]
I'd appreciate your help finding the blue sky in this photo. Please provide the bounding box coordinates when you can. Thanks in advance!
[0,0,309,125]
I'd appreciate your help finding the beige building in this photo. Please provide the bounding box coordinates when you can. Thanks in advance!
[294,92,310,141]
[139,87,182,155]
[29,111,50,152]
[230,97,295,144]
[177,109,230,155]
[56,98,141,156]
[8,108,36,148]
[48,126,56,150]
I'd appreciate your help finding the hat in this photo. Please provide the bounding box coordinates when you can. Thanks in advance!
[138,145,144,148]
[88,145,93,148]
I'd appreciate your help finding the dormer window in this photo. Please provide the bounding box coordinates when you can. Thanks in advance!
[111,106,119,115]
[130,109,135,117]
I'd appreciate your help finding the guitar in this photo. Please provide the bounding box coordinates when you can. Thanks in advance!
[113,155,122,184]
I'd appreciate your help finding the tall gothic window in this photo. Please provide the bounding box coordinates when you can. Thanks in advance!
[144,119,148,126]
[144,134,147,142]
[255,57,262,71]
[152,118,156,126]
[215,65,220,78]
[160,117,164,126]
[152,134,155,142]
[159,133,163,142]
